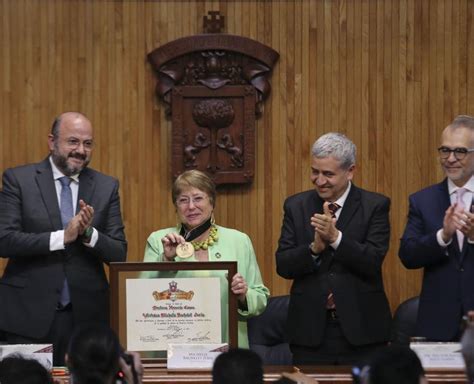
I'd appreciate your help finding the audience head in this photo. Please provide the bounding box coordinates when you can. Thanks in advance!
[354,345,426,384]
[461,313,474,383]
[212,348,263,384]
[66,323,121,384]
[0,354,53,384]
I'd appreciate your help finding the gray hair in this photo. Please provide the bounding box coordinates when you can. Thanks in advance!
[449,114,474,130]
[311,132,356,169]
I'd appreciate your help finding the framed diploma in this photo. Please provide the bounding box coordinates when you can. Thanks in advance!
[109,261,238,361]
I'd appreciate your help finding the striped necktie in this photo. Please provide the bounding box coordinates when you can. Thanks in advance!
[326,202,340,309]
[455,188,467,250]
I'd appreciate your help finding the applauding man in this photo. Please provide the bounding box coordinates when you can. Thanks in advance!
[399,115,474,341]
[0,112,127,365]
[276,132,391,365]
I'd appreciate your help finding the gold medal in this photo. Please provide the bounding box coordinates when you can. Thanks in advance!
[176,242,194,259]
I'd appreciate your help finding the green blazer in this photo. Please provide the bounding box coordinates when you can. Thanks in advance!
[143,225,269,348]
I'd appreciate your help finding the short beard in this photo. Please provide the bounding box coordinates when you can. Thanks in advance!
[52,147,89,176]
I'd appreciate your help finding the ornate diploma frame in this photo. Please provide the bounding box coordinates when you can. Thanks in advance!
[109,261,238,361]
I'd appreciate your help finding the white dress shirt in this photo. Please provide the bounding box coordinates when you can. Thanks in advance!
[49,156,98,250]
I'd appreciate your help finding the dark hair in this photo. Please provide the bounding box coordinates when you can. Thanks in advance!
[67,323,121,384]
[367,345,425,384]
[0,355,53,384]
[50,116,62,139]
[50,112,91,139]
[212,348,263,384]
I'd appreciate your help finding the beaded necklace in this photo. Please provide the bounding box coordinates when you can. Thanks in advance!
[191,225,218,250]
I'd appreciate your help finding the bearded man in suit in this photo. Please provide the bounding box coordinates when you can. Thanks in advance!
[276,132,391,365]
[399,115,474,341]
[0,112,127,365]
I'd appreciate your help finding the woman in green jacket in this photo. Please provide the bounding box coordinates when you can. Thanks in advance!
[142,170,269,348]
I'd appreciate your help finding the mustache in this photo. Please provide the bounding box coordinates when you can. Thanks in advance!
[68,152,87,160]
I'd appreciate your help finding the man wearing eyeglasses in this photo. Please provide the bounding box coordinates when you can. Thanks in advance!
[399,114,474,341]
[0,112,127,365]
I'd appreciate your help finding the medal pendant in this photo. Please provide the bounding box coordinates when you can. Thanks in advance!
[176,242,194,259]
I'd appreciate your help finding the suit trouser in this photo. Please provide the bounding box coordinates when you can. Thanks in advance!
[5,304,73,367]
[290,310,386,365]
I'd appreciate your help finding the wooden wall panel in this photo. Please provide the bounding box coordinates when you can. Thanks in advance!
[1,0,473,312]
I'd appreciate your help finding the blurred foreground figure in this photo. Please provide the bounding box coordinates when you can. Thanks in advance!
[352,345,427,384]
[66,323,143,384]
[0,355,53,384]
[212,348,263,384]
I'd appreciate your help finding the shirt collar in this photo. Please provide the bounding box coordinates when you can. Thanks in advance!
[49,156,80,183]
[332,181,352,209]
[447,175,474,195]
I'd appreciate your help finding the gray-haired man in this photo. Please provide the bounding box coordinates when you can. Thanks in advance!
[276,132,391,365]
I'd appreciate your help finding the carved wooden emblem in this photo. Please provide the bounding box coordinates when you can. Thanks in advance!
[148,25,279,185]
[203,11,225,33]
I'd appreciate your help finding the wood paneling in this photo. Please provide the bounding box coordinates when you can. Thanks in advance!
[1,0,473,312]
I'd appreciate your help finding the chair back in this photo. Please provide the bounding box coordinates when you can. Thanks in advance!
[247,295,292,365]
[391,296,419,345]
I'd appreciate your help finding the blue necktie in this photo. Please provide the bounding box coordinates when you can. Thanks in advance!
[59,176,74,228]
[59,176,73,306]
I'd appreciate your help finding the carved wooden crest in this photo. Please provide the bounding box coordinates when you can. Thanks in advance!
[148,27,279,185]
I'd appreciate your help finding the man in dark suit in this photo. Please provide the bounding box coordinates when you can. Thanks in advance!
[399,115,474,341]
[276,132,392,365]
[0,112,127,365]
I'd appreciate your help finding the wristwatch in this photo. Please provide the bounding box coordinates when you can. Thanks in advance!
[82,226,94,242]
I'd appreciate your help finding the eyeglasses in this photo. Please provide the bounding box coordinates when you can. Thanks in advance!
[438,146,474,160]
[64,138,94,151]
[176,195,208,207]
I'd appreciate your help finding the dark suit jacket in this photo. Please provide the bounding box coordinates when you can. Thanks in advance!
[399,179,474,341]
[0,158,127,338]
[276,185,392,347]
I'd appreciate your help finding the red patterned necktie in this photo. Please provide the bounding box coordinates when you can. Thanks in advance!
[328,202,340,218]
[326,292,336,309]
[326,202,340,309]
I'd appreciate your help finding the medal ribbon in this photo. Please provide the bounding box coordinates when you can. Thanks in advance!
[179,217,212,241]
